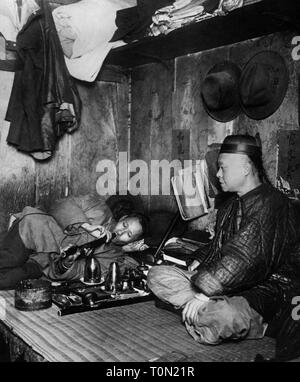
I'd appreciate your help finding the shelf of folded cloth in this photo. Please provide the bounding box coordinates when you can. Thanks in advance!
[104,0,299,68]
[1,0,298,75]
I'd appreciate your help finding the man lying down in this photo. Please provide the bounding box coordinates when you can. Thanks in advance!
[0,194,149,290]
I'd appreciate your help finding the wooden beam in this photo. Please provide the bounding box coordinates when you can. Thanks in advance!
[96,65,130,83]
[0,60,19,72]
[50,0,80,4]
[0,36,5,60]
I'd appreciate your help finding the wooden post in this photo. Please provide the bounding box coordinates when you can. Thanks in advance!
[16,0,23,25]
[153,212,181,260]
[0,35,5,61]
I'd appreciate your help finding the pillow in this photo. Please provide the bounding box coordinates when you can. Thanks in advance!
[48,196,88,231]
[48,194,115,234]
[72,194,112,226]
[53,15,77,58]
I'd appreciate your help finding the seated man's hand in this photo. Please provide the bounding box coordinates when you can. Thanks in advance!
[81,223,112,242]
[182,294,209,325]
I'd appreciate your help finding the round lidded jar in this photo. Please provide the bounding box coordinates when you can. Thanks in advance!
[15,279,52,311]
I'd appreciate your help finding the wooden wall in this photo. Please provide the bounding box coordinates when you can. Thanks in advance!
[0,72,35,229]
[130,30,300,228]
[0,29,299,232]
[0,74,129,230]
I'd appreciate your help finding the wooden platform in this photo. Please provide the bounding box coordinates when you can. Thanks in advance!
[0,289,287,363]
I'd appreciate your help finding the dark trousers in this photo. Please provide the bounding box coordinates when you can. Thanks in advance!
[240,279,300,361]
[0,222,42,290]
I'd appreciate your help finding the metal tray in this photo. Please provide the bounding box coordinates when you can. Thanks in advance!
[51,282,153,316]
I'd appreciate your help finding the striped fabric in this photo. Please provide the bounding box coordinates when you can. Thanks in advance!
[0,290,278,362]
[0,290,203,362]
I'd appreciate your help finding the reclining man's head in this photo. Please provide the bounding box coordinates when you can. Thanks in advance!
[217,134,268,196]
[112,213,148,245]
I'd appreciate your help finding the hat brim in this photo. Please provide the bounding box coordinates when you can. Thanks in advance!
[240,51,289,120]
[201,61,241,123]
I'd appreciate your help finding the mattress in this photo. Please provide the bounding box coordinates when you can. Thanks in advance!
[0,289,277,362]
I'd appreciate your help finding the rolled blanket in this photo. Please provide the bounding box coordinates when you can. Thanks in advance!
[52,0,136,81]
[48,194,114,232]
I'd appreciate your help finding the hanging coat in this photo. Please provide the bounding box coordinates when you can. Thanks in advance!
[5,0,81,161]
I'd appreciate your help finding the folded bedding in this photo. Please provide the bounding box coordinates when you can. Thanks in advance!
[52,0,137,81]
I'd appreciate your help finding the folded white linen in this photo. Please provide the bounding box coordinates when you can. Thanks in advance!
[53,0,135,82]
[0,0,39,41]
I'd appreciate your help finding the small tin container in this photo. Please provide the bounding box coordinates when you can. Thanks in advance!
[15,279,52,311]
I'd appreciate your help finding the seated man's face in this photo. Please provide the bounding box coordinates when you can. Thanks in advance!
[112,216,143,245]
[217,153,247,193]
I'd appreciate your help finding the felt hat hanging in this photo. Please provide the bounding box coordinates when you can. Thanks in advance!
[239,50,289,120]
[201,61,242,123]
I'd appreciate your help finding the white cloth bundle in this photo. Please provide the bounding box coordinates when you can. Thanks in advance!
[150,0,208,36]
[150,0,244,37]
[53,0,136,82]
[0,0,39,41]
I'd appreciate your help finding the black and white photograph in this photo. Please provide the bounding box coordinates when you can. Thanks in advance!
[0,0,300,369]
